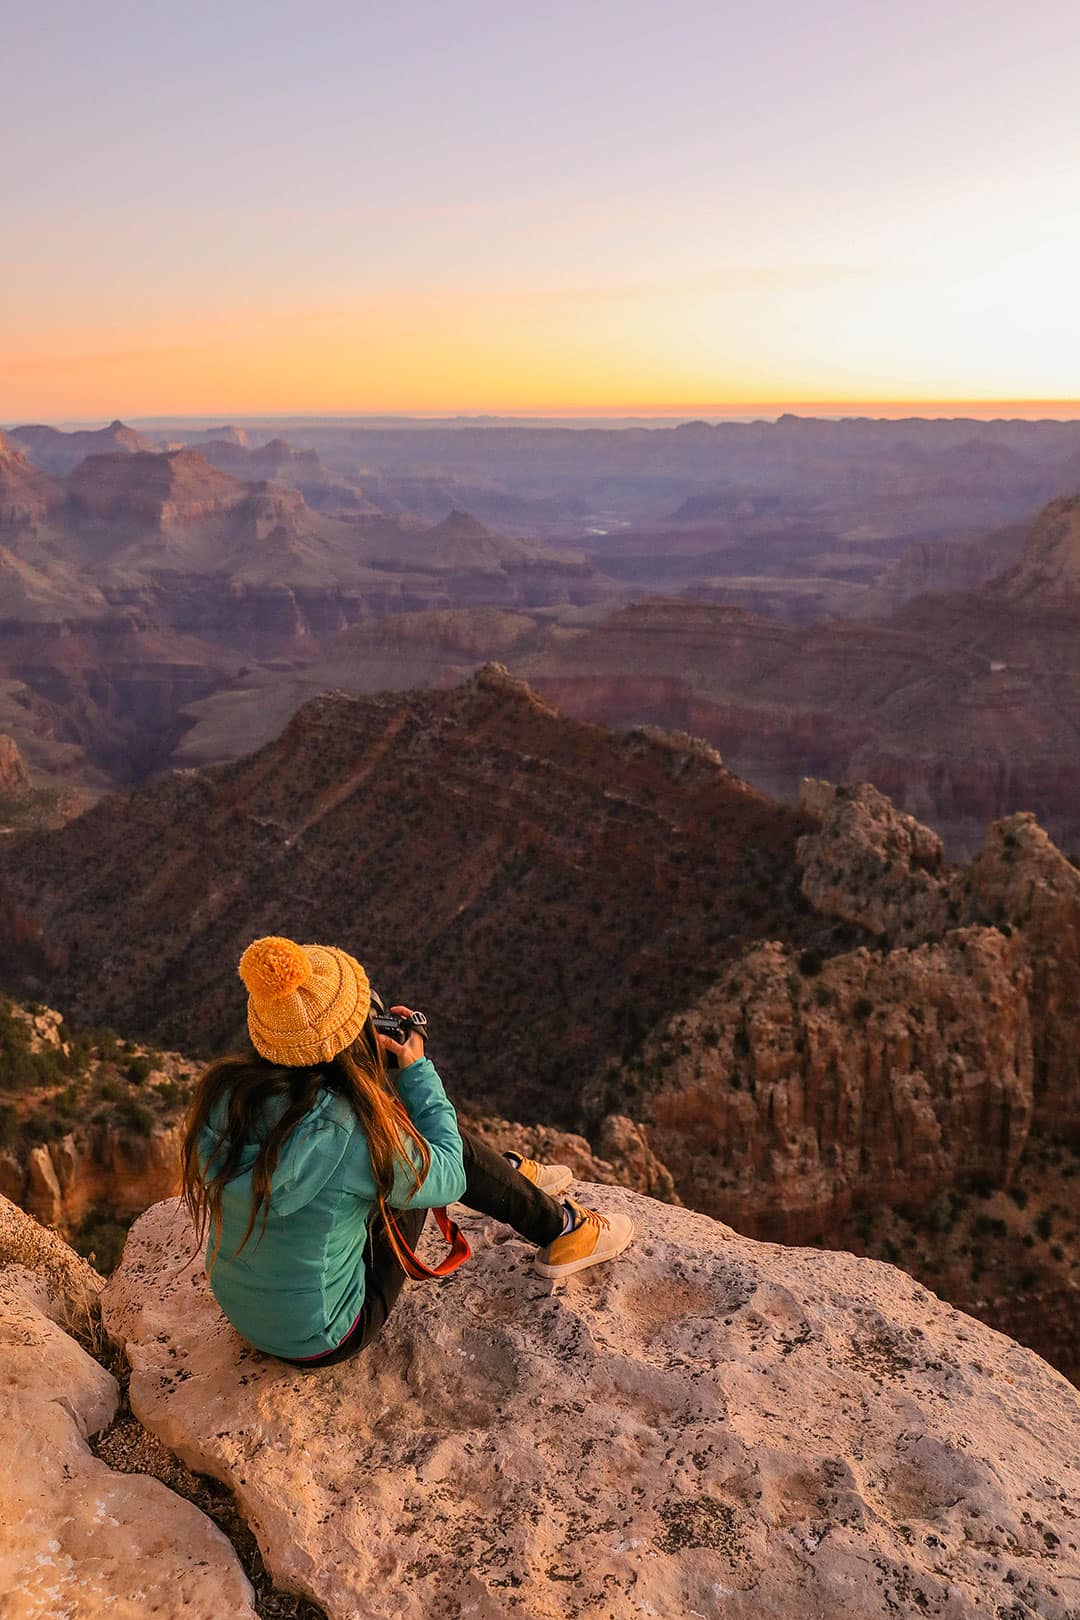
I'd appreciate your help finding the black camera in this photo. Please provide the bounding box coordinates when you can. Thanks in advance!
[371,1005,428,1045]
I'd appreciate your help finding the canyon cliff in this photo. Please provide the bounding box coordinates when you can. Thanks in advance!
[514,495,1080,857]
[0,998,195,1267]
[164,492,1080,858]
[0,440,607,791]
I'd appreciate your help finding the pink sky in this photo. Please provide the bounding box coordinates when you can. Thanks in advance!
[3,0,1079,418]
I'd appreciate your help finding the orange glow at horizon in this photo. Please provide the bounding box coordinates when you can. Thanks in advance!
[5,266,1080,422]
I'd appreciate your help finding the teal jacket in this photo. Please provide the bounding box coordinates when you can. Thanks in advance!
[197,1057,466,1359]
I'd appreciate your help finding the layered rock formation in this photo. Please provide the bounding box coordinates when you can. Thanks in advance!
[226,410,1079,531]
[630,930,1032,1242]
[104,1188,1080,1620]
[955,813,1080,1139]
[0,438,607,792]
[0,611,245,780]
[597,779,1080,1377]
[195,434,378,514]
[0,1193,256,1618]
[7,420,1078,839]
[5,1121,183,1237]
[12,447,602,621]
[513,495,1080,856]
[685,776,1079,1376]
[792,785,1080,1141]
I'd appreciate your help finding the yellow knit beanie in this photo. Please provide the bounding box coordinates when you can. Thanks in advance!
[238,935,372,1067]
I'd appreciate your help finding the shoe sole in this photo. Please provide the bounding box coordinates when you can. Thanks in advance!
[533,1219,635,1279]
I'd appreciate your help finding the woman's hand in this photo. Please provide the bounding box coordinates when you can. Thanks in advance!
[376,1004,426,1071]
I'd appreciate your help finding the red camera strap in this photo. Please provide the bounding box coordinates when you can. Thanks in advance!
[387,1206,472,1280]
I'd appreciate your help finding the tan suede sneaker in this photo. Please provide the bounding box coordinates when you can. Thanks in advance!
[533,1196,635,1279]
[510,1154,573,1198]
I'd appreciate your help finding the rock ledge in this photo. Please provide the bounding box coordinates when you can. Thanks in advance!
[105,1186,1080,1620]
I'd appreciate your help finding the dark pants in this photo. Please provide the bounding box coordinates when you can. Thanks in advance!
[281,1127,566,1368]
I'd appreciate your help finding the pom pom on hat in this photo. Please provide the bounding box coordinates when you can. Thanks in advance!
[239,936,312,1000]
[239,934,371,1066]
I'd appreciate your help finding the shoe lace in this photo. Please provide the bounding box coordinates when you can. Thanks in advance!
[573,1204,610,1232]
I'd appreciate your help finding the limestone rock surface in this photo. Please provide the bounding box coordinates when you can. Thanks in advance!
[0,1196,256,1619]
[105,1188,1080,1620]
[797,779,949,942]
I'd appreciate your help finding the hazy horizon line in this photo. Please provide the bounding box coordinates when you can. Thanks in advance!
[10,398,1080,432]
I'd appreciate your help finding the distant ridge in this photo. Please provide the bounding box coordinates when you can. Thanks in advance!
[9,419,150,475]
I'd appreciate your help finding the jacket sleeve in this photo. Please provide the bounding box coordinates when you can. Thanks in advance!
[339,1056,467,1209]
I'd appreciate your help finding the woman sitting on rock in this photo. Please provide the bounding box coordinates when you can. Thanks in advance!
[180,936,633,1366]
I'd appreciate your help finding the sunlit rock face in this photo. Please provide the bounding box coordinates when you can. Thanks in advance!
[104,1187,1080,1620]
[0,1193,256,1618]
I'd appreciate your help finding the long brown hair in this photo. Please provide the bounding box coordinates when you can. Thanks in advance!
[180,1018,431,1275]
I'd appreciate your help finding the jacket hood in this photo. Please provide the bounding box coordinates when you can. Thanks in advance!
[198,1087,354,1217]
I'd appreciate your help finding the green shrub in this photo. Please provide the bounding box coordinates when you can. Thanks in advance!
[54,1085,81,1119]
[23,1108,64,1142]
[155,1078,190,1111]
[114,1097,153,1136]
[125,1055,153,1085]
[798,948,823,977]
[852,997,873,1022]
[91,1028,121,1061]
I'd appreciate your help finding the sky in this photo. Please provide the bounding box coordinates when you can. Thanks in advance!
[3,0,1080,419]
